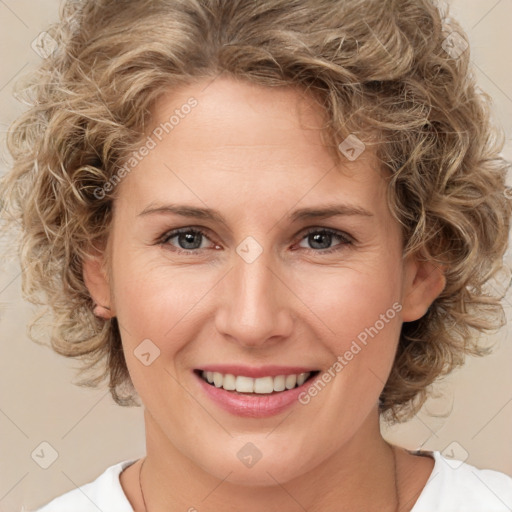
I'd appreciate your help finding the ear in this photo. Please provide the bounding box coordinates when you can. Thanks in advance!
[401,250,446,323]
[83,247,115,319]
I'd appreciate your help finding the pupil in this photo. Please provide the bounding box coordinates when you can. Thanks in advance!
[179,232,201,249]
[310,232,331,249]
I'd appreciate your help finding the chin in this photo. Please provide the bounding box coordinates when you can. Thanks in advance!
[216,460,306,488]
[193,441,317,488]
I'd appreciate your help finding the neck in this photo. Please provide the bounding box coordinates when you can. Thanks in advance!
[135,407,399,512]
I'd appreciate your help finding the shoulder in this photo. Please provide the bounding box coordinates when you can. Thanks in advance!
[411,450,512,512]
[31,459,138,512]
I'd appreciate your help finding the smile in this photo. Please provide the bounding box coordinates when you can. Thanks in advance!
[193,365,323,417]
[198,370,321,394]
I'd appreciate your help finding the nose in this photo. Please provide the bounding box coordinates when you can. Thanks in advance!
[214,243,294,349]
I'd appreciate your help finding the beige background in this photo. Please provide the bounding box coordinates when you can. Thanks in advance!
[0,1,511,511]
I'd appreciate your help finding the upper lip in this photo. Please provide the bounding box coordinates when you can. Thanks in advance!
[196,365,319,378]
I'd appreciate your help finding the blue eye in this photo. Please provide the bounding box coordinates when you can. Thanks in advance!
[160,228,214,253]
[297,228,353,254]
[158,227,353,255]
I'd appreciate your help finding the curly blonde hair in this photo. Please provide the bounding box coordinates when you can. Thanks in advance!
[1,0,510,424]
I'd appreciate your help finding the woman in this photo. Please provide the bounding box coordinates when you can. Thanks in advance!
[2,0,512,510]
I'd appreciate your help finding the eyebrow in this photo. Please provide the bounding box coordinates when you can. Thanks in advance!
[137,203,374,223]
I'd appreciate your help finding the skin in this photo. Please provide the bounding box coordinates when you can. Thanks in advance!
[84,76,445,511]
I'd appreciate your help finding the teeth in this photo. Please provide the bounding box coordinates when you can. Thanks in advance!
[236,375,255,393]
[285,374,297,389]
[297,373,308,386]
[213,372,223,387]
[201,371,312,394]
[221,373,236,390]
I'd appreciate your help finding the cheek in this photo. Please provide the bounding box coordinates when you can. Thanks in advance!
[293,262,403,341]
[113,253,213,338]
[112,261,209,397]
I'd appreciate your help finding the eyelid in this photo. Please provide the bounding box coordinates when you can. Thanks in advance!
[298,226,354,244]
[158,225,354,254]
[158,226,217,249]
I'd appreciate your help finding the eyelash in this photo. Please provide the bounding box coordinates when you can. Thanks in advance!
[158,226,354,255]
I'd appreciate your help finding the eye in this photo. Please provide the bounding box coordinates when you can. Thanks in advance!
[157,226,354,256]
[296,227,353,254]
[159,227,217,253]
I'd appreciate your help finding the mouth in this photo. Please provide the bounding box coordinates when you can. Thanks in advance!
[193,369,321,395]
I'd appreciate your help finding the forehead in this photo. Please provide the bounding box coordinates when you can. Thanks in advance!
[118,77,387,211]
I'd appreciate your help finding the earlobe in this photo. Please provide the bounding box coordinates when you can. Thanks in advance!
[83,249,114,319]
[401,252,446,323]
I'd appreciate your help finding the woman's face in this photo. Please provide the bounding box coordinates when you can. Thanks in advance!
[85,76,443,485]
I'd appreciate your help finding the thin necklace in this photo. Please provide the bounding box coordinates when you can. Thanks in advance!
[139,456,148,512]
[138,444,400,512]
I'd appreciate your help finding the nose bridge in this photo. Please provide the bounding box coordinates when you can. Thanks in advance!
[215,239,292,346]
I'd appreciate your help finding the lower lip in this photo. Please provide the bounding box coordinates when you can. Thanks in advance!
[194,371,320,418]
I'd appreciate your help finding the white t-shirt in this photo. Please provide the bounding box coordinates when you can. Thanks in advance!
[32,450,512,511]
